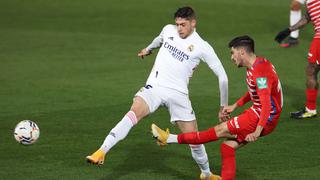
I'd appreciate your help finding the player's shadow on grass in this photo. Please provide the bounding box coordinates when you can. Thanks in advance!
[100,141,194,180]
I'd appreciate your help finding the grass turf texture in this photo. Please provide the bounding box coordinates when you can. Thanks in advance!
[1,0,320,179]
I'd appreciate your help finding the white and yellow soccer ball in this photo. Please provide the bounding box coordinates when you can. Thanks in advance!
[14,120,40,145]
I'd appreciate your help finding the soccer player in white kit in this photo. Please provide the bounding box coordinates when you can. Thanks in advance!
[86,6,228,179]
[280,0,306,47]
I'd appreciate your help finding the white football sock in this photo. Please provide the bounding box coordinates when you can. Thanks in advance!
[190,144,211,175]
[100,111,137,153]
[290,10,301,38]
[306,107,317,114]
[167,134,178,143]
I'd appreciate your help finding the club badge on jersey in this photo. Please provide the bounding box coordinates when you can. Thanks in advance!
[256,77,268,89]
[188,45,194,52]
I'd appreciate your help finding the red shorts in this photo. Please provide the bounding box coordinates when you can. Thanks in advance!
[308,38,320,64]
[227,108,279,143]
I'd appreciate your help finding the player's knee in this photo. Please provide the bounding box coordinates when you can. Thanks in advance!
[306,64,318,78]
[291,1,302,11]
[130,97,150,120]
[306,79,318,89]
[214,122,229,137]
[221,141,238,151]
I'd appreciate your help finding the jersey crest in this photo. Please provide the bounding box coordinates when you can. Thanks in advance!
[256,77,267,89]
[188,45,194,52]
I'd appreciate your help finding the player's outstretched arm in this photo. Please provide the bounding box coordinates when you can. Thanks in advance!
[137,48,152,59]
[138,26,165,59]
[275,13,311,43]
[223,103,238,115]
[221,91,249,122]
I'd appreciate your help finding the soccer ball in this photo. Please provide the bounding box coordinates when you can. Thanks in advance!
[14,120,40,145]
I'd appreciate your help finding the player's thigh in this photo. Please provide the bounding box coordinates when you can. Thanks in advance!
[214,122,236,138]
[307,39,320,65]
[166,90,196,123]
[176,120,198,133]
[130,96,149,121]
[133,85,162,120]
[305,63,320,81]
[307,39,320,79]
[260,123,277,137]
[227,109,258,143]
[260,116,279,137]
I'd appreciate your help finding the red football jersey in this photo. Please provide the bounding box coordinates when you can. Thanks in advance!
[237,57,283,127]
[307,0,320,38]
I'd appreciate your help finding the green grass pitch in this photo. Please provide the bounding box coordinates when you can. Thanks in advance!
[1,0,320,179]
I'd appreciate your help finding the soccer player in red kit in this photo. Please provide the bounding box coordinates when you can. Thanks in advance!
[275,0,320,119]
[152,35,283,180]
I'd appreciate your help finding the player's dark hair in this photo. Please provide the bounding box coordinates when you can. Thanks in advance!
[228,35,255,53]
[174,6,196,20]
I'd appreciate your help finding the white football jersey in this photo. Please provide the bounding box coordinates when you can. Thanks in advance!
[145,24,228,106]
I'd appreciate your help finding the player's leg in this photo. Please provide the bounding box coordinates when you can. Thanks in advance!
[290,1,303,38]
[166,90,218,180]
[281,0,304,47]
[152,110,257,179]
[220,116,279,180]
[176,121,218,179]
[290,63,319,118]
[152,121,233,145]
[177,122,234,144]
[305,62,318,111]
[152,110,256,145]
[291,39,320,118]
[99,96,149,152]
[86,96,149,164]
[151,121,236,180]
[87,85,160,165]
[220,140,242,180]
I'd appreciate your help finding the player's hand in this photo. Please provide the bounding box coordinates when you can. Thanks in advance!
[245,126,263,142]
[218,108,230,122]
[219,104,237,122]
[274,28,291,43]
[137,48,151,59]
[223,103,237,114]
[245,132,259,142]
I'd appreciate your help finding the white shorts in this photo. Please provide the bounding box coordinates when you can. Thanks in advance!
[135,84,196,123]
[295,0,305,4]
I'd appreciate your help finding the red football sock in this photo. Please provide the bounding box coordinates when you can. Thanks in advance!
[177,127,218,144]
[221,143,236,180]
[306,89,318,110]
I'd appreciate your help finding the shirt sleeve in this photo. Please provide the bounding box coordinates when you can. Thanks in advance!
[258,94,271,127]
[146,25,167,52]
[254,68,273,127]
[236,92,251,107]
[201,42,228,106]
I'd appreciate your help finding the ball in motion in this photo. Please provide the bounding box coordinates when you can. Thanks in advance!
[14,120,40,145]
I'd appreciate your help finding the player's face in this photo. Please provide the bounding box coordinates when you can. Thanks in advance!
[230,47,244,67]
[175,17,196,39]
